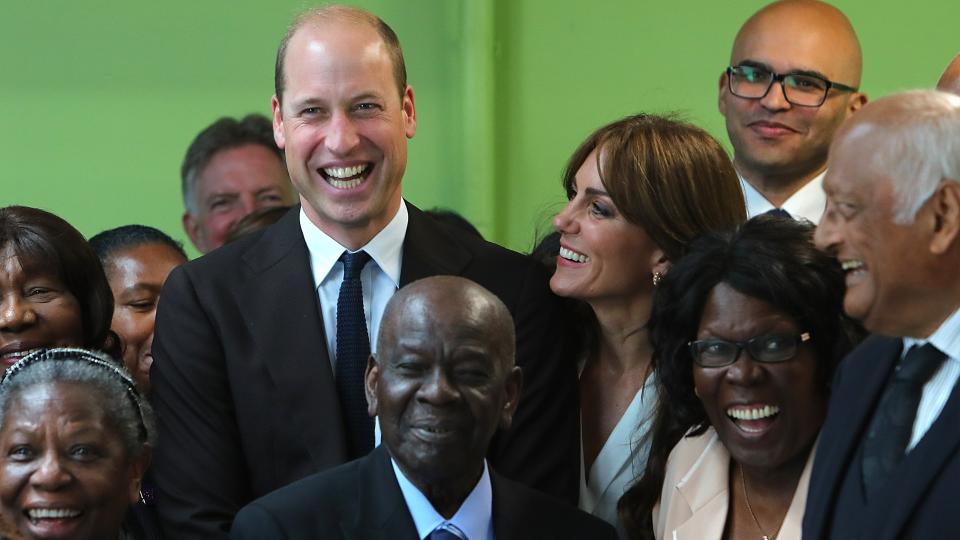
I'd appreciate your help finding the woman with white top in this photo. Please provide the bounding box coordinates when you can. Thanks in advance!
[550,114,746,528]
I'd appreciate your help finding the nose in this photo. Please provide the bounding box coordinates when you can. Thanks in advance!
[416,368,458,405]
[325,111,360,156]
[0,295,37,333]
[553,200,578,234]
[760,79,791,111]
[814,205,841,253]
[30,451,72,491]
[725,350,765,386]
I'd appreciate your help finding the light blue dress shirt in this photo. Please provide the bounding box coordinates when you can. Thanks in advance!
[391,458,494,540]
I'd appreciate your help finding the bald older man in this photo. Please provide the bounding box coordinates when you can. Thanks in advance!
[231,277,616,540]
[937,53,960,95]
[720,0,868,222]
[806,90,960,538]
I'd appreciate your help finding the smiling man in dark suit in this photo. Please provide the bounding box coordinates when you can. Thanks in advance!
[231,277,615,540]
[807,90,960,539]
[150,6,577,538]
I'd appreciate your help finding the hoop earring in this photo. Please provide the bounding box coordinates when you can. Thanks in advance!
[652,272,663,287]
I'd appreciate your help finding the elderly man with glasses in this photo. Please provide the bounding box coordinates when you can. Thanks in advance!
[719,0,868,223]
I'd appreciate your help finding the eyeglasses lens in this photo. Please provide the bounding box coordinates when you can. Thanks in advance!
[729,66,828,107]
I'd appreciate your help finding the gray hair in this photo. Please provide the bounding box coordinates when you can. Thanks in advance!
[180,114,284,215]
[0,348,156,456]
[843,90,960,223]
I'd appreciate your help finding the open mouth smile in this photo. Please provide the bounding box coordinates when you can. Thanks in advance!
[319,164,372,189]
[558,246,589,263]
[726,404,780,434]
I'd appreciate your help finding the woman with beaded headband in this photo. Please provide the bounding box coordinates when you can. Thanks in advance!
[0,348,155,540]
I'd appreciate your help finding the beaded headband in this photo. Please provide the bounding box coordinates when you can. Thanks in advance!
[1,347,149,442]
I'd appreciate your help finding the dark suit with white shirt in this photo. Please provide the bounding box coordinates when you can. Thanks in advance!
[151,203,579,539]
[802,334,960,539]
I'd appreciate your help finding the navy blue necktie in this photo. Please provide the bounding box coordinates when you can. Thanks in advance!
[335,250,374,458]
[764,208,792,219]
[861,343,946,498]
[428,526,467,540]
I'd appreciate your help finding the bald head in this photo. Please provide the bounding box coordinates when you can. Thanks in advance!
[734,0,862,86]
[937,54,960,96]
[274,4,406,106]
[720,0,867,196]
[377,276,516,368]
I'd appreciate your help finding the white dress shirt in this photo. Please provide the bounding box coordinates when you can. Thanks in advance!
[739,170,827,224]
[901,306,960,451]
[392,458,495,540]
[299,201,408,446]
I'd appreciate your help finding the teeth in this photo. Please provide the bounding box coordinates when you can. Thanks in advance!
[726,405,780,421]
[323,165,367,179]
[26,508,81,520]
[841,260,864,271]
[559,247,589,263]
[1,348,40,361]
[327,177,363,190]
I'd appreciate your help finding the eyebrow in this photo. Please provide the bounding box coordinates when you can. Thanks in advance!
[121,283,163,296]
[583,187,610,198]
[737,60,830,80]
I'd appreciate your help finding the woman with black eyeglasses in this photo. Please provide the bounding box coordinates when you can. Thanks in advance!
[619,215,863,540]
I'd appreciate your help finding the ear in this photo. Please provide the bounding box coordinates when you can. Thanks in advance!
[182,211,203,253]
[929,180,960,255]
[127,444,152,504]
[364,355,380,417]
[498,366,524,431]
[650,249,671,278]
[845,92,868,118]
[718,70,729,115]
[271,94,286,149]
[402,85,417,139]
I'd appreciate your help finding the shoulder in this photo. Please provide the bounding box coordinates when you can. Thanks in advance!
[834,334,901,381]
[239,457,362,523]
[178,206,303,282]
[667,428,721,470]
[492,473,617,538]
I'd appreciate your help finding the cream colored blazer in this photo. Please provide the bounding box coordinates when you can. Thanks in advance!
[652,427,815,540]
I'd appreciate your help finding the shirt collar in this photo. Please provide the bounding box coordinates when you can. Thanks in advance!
[738,169,827,224]
[299,201,407,289]
[390,457,493,540]
[903,306,960,364]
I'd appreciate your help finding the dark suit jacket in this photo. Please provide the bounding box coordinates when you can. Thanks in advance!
[229,446,616,540]
[151,203,578,539]
[802,334,960,539]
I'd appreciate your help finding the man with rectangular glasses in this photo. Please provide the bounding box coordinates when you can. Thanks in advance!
[719,0,867,223]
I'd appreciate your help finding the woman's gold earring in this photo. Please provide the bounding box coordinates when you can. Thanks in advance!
[652,272,663,287]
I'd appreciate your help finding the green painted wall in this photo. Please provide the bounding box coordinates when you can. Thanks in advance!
[2,1,957,256]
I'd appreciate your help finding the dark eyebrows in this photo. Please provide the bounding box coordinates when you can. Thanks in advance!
[736,60,830,81]
[121,283,163,296]
[583,187,610,198]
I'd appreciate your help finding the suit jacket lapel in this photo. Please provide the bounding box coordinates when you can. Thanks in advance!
[861,376,960,540]
[399,202,473,286]
[237,207,347,467]
[490,471,527,540]
[673,432,729,540]
[804,335,901,538]
[347,446,420,540]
